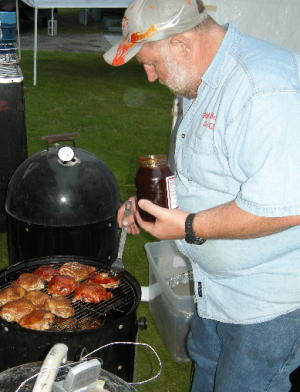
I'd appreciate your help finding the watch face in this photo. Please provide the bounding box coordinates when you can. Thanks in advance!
[194,237,206,245]
[185,233,206,245]
[185,235,206,245]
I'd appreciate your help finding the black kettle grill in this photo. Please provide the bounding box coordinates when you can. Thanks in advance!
[1,134,146,383]
[5,133,120,266]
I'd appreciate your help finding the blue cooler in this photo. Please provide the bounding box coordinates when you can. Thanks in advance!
[0,12,17,42]
[0,12,18,63]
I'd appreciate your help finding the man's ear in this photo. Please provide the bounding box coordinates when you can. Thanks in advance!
[169,34,193,58]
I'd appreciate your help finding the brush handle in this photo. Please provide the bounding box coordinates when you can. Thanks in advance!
[117,200,132,260]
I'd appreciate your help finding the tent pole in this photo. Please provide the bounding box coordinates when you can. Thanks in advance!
[33,7,38,85]
[16,0,21,60]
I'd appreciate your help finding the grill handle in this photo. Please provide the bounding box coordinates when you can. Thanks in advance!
[41,132,80,149]
[137,316,147,330]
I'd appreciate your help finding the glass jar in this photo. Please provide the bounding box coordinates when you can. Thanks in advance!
[135,154,178,222]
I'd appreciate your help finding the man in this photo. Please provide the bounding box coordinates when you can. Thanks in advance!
[103,0,300,391]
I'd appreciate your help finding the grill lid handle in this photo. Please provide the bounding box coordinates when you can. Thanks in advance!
[41,132,80,149]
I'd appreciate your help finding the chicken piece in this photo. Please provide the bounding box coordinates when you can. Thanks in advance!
[45,295,75,318]
[47,275,76,296]
[59,262,96,282]
[51,317,78,332]
[0,286,27,306]
[12,273,44,291]
[0,298,35,323]
[19,309,55,331]
[25,290,50,307]
[33,265,60,282]
[86,272,120,289]
[72,283,113,304]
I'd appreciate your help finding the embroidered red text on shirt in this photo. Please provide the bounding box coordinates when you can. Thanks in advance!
[202,112,217,130]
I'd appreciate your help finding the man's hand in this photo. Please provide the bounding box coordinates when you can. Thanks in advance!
[117,196,140,235]
[135,199,188,240]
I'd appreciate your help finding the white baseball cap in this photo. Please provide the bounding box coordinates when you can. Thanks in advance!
[103,0,208,66]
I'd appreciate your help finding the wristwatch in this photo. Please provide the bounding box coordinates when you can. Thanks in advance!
[185,213,206,245]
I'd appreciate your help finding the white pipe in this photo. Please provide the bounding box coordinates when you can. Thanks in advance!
[141,286,149,302]
[141,284,162,302]
[32,343,68,392]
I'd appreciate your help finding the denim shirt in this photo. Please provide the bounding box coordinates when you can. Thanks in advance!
[175,24,300,324]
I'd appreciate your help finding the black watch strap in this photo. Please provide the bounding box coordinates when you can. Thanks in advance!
[185,213,206,245]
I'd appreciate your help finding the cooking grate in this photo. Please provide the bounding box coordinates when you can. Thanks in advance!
[0,257,139,331]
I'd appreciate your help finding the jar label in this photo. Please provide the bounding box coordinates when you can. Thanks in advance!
[166,175,178,209]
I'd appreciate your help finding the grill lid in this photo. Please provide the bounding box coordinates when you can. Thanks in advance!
[5,142,120,226]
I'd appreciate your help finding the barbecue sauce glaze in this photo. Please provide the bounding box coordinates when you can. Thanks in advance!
[135,154,178,222]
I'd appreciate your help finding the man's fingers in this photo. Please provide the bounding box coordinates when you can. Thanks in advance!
[117,197,140,234]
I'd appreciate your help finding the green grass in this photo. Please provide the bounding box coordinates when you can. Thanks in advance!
[0,46,192,390]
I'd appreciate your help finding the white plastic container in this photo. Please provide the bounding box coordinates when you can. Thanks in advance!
[145,240,195,362]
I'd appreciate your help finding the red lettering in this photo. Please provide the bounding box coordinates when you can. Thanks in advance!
[203,121,215,130]
[202,112,217,120]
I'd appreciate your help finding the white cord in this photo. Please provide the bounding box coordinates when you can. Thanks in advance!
[82,341,162,386]
[15,341,162,390]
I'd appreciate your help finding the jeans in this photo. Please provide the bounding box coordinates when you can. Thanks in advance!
[187,308,300,392]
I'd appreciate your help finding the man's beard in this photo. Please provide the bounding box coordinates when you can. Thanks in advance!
[161,52,200,99]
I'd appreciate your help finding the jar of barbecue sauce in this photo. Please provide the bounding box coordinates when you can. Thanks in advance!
[135,154,178,222]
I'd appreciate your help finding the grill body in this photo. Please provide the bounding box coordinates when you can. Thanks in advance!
[0,256,141,382]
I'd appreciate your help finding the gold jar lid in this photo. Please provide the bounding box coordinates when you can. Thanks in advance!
[138,154,168,168]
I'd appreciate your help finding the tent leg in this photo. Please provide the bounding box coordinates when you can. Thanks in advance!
[33,7,38,86]
[15,0,21,60]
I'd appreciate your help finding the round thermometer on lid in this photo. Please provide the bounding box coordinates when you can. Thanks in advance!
[57,146,75,163]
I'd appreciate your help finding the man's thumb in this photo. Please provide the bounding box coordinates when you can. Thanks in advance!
[138,199,159,215]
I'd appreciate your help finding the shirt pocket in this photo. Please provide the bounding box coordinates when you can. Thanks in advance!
[185,123,215,154]
[180,126,223,185]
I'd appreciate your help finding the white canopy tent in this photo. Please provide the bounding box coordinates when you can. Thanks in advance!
[206,0,300,54]
[16,0,131,85]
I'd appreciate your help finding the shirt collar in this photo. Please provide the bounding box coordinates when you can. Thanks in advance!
[200,23,238,89]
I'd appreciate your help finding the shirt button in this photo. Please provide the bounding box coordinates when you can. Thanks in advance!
[181,134,186,139]
[198,282,203,297]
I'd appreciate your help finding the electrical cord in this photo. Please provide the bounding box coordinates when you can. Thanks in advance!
[16,341,162,391]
